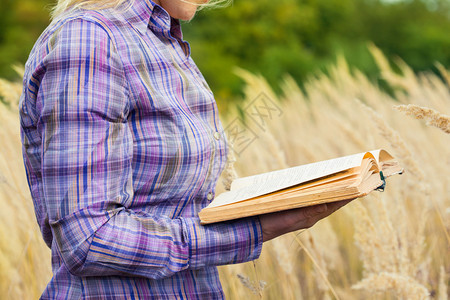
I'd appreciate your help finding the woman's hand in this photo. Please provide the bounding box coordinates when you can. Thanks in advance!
[259,199,353,242]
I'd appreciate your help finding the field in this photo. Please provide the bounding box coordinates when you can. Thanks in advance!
[0,48,448,299]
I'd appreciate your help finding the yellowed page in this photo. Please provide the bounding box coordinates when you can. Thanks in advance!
[199,187,361,224]
[372,149,404,177]
[208,151,379,208]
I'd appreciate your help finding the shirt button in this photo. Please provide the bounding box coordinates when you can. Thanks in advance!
[207,192,214,201]
[213,132,220,140]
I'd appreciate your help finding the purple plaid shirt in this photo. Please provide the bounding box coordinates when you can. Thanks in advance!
[19,0,262,298]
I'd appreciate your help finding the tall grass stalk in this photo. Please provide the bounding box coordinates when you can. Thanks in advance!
[293,233,341,300]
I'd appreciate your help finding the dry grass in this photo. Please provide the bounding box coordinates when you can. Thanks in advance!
[0,48,448,299]
[394,104,450,134]
[217,47,449,299]
[0,77,52,299]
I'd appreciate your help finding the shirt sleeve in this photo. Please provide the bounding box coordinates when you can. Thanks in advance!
[20,18,262,280]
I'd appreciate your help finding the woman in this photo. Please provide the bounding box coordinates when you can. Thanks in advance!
[19,0,351,298]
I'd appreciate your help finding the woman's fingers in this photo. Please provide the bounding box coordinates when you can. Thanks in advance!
[260,199,354,242]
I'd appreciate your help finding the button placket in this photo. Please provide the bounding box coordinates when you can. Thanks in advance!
[207,192,214,201]
[213,131,220,140]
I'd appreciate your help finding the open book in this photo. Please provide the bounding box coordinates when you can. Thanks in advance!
[199,149,403,224]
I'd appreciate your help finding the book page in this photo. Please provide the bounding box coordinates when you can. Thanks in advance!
[370,149,403,177]
[209,151,377,208]
[369,149,382,164]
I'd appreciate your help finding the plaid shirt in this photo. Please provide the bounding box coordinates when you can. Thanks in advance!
[19,0,262,298]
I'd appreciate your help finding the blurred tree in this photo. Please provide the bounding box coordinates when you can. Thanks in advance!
[184,0,450,101]
[0,0,52,80]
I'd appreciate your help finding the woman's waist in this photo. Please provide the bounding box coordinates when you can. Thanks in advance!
[44,261,224,299]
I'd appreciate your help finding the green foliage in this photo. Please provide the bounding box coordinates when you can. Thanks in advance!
[183,0,450,101]
[0,0,449,102]
[0,0,52,80]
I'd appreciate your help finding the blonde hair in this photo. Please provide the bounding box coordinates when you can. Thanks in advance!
[51,0,231,19]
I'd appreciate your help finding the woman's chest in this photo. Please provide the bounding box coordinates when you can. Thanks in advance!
[118,34,227,208]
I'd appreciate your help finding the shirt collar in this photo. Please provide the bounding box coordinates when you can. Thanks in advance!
[123,0,183,41]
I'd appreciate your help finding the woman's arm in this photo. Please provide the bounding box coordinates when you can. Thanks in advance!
[20,18,262,280]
